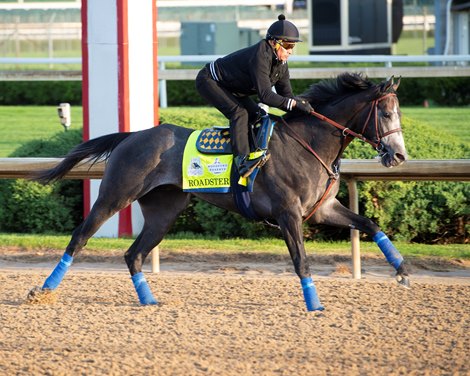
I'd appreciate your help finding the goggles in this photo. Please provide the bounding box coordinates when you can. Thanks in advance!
[277,40,296,50]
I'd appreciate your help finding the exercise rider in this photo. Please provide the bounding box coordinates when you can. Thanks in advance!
[195,14,314,178]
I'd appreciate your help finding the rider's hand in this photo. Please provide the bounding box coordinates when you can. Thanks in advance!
[294,98,314,114]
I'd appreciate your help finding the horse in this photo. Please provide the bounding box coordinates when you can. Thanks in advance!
[31,72,410,311]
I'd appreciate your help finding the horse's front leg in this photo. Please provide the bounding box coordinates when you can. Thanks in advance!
[313,198,410,288]
[277,211,324,312]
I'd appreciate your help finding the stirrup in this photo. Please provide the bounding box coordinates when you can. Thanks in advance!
[257,152,270,168]
[236,155,263,178]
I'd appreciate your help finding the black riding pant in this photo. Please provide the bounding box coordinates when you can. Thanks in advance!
[195,65,260,156]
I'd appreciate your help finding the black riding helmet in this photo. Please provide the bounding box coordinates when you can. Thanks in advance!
[266,14,302,43]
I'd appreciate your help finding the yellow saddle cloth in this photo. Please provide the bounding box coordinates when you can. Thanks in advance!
[182,131,233,193]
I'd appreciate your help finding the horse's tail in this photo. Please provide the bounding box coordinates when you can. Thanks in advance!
[32,132,132,184]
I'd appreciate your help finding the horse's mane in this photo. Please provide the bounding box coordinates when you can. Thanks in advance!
[300,72,375,105]
[281,72,379,121]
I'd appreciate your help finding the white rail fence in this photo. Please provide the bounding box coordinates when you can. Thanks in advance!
[2,54,470,107]
[0,158,468,277]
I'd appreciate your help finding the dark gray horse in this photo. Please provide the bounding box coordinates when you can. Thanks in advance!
[33,73,409,311]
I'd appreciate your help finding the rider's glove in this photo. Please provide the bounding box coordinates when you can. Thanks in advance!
[294,98,314,114]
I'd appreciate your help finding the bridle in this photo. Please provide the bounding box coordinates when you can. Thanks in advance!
[310,92,402,151]
[281,91,402,222]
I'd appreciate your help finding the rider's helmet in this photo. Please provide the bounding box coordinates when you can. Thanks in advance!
[266,14,302,43]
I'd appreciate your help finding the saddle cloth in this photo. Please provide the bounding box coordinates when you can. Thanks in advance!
[183,131,233,193]
[183,116,274,194]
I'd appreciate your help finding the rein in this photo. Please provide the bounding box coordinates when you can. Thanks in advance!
[311,92,400,150]
[281,92,400,222]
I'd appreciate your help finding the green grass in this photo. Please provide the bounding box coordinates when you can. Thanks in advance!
[0,233,469,260]
[402,107,470,145]
[1,105,469,157]
[0,105,83,157]
[395,33,435,56]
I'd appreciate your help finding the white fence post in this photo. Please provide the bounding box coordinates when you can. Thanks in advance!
[151,246,160,273]
[159,61,168,108]
[348,179,361,279]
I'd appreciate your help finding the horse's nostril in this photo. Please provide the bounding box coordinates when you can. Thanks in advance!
[395,153,406,163]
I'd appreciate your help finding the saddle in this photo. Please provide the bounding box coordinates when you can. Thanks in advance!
[196,115,274,156]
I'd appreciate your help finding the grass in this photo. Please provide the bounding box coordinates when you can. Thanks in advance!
[0,105,469,157]
[395,33,435,56]
[402,107,470,145]
[0,233,469,260]
[0,105,83,157]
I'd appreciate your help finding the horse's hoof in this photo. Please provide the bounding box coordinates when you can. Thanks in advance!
[26,286,58,304]
[139,297,158,306]
[396,274,411,289]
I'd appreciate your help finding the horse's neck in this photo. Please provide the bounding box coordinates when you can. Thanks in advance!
[274,118,344,167]
[320,105,361,130]
[282,118,346,163]
[310,100,370,149]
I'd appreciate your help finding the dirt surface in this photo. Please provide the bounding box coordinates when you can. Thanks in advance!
[0,248,469,375]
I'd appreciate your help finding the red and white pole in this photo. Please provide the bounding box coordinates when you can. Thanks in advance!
[81,0,159,237]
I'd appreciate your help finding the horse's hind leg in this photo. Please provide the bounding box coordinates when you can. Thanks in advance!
[41,194,133,292]
[124,188,191,305]
[313,198,410,287]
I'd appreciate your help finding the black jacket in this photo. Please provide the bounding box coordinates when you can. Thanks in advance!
[209,40,294,111]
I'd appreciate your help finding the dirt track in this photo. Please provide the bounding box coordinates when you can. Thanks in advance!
[0,251,469,375]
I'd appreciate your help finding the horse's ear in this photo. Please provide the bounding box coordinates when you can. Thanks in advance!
[382,76,394,93]
[392,76,401,92]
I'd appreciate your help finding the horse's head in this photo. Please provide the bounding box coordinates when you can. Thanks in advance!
[362,76,407,168]
[295,73,407,168]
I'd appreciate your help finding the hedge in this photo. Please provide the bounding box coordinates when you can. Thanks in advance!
[1,76,470,107]
[0,130,83,233]
[342,117,469,243]
[2,107,467,243]
[0,81,82,106]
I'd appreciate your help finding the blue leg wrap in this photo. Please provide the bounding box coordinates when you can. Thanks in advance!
[131,272,158,305]
[301,277,324,311]
[42,252,73,290]
[373,231,404,270]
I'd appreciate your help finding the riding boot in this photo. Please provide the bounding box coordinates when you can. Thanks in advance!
[234,154,264,178]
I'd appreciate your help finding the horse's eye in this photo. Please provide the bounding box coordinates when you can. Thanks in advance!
[382,112,391,119]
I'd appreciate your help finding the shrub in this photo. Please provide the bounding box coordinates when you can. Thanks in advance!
[0,179,74,233]
[191,199,278,238]
[159,107,227,128]
[0,81,82,105]
[340,117,469,243]
[1,108,467,242]
[0,129,83,234]
[164,77,470,107]
[2,77,470,107]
